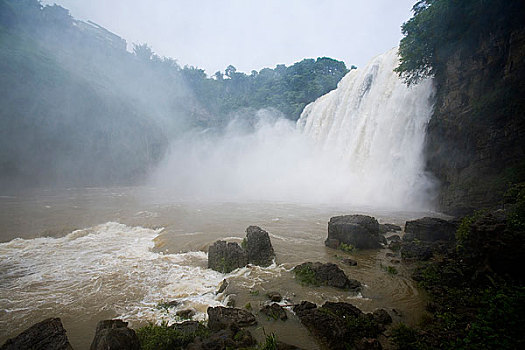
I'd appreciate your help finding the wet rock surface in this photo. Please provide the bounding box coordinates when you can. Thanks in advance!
[208,240,248,273]
[1,318,73,350]
[207,306,257,331]
[260,303,287,321]
[90,319,140,350]
[403,217,457,242]
[326,215,384,249]
[293,262,361,291]
[293,301,392,350]
[245,225,275,266]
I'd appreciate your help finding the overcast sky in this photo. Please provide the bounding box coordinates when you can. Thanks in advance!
[42,0,416,75]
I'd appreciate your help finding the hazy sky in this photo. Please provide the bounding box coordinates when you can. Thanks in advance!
[42,0,416,75]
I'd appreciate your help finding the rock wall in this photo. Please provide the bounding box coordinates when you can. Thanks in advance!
[426,26,525,214]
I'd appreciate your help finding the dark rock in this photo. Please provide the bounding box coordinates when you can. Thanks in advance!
[387,234,401,242]
[260,303,287,321]
[171,321,206,335]
[372,309,392,327]
[1,318,73,350]
[217,279,228,294]
[207,306,256,331]
[379,223,402,234]
[276,342,304,350]
[208,240,248,273]
[293,262,361,291]
[400,241,434,261]
[90,319,140,350]
[266,291,282,302]
[293,301,386,350]
[326,215,384,249]
[355,338,382,350]
[404,217,457,242]
[385,252,396,258]
[390,259,401,264]
[341,258,358,266]
[176,309,196,319]
[245,226,275,266]
[187,326,255,350]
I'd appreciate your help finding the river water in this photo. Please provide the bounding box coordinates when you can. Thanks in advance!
[0,186,440,349]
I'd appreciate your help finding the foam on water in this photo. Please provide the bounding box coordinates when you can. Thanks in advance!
[0,222,227,331]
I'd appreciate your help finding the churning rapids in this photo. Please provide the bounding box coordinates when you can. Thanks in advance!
[0,48,438,349]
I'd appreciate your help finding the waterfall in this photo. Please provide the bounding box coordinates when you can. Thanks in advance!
[297,47,436,208]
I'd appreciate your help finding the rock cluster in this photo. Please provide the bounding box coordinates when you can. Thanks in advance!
[208,226,275,273]
[293,301,392,350]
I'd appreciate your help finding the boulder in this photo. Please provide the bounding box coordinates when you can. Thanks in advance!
[260,303,287,321]
[245,226,275,266]
[403,217,457,242]
[326,215,384,249]
[293,301,386,350]
[207,306,257,331]
[387,235,401,242]
[1,318,73,350]
[208,240,248,273]
[90,319,140,350]
[293,262,361,291]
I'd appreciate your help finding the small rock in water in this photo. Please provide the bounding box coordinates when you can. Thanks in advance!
[341,258,358,266]
[217,279,229,294]
[293,262,361,291]
[176,309,196,319]
[266,291,282,302]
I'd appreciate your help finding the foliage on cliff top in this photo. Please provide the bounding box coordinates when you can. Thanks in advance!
[395,0,525,85]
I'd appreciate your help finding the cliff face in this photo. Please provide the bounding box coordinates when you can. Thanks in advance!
[426,28,525,214]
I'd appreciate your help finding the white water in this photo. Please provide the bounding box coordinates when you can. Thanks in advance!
[152,47,435,209]
[298,47,436,208]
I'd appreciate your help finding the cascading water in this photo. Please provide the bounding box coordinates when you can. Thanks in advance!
[298,47,436,208]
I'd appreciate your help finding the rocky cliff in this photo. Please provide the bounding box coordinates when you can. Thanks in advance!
[426,25,525,215]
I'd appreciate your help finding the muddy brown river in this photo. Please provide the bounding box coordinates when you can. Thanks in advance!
[0,187,439,349]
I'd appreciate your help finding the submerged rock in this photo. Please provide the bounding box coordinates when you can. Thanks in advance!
[266,291,282,302]
[403,217,457,242]
[326,215,384,249]
[207,306,257,331]
[245,226,275,266]
[90,319,140,350]
[293,262,361,291]
[1,318,73,350]
[208,240,248,273]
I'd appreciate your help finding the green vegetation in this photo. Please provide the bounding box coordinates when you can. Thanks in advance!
[136,322,209,350]
[185,58,350,121]
[249,290,259,296]
[392,183,525,349]
[244,302,252,310]
[338,242,355,253]
[241,238,247,249]
[395,0,525,85]
[293,265,320,286]
[384,265,398,275]
[259,333,278,350]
